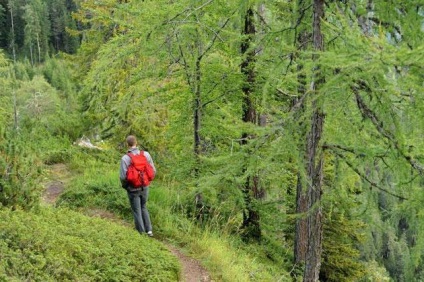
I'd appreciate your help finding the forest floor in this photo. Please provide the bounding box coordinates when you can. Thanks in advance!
[42,163,211,282]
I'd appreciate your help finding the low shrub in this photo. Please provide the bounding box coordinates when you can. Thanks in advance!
[0,207,180,281]
[57,164,130,218]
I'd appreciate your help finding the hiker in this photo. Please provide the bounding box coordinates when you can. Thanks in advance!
[120,135,156,237]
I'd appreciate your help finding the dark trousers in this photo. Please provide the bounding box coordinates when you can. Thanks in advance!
[127,187,152,233]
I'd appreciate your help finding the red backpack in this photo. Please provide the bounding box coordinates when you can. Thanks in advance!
[126,152,155,188]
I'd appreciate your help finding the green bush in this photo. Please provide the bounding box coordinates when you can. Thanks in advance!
[0,131,43,209]
[0,207,180,281]
[57,155,129,216]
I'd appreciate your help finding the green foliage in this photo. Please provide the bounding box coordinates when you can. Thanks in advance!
[0,207,180,281]
[49,140,290,281]
[0,0,80,60]
[321,212,367,281]
[41,56,76,97]
[58,158,129,217]
[0,52,43,209]
[15,75,60,124]
[0,130,43,209]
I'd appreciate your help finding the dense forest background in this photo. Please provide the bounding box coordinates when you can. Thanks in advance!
[1,0,424,281]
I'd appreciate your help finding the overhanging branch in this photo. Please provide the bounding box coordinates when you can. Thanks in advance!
[352,81,424,175]
[324,146,408,200]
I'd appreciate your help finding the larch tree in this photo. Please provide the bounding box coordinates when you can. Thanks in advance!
[240,3,261,240]
[302,0,325,280]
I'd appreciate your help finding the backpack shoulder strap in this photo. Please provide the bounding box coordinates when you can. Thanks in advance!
[127,152,136,164]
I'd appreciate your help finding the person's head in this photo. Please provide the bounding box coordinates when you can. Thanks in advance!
[126,135,137,147]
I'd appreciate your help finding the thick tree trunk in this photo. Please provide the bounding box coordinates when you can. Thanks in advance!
[240,7,261,240]
[241,8,256,125]
[294,172,308,264]
[304,109,324,281]
[303,0,325,281]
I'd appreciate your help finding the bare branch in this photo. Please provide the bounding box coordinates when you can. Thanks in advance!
[175,32,192,89]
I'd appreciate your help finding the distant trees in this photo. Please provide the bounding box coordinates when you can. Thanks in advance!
[0,0,80,62]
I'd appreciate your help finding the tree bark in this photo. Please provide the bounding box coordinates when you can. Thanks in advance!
[294,172,308,264]
[303,0,325,281]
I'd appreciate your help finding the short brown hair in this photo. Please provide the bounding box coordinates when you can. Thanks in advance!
[126,135,137,147]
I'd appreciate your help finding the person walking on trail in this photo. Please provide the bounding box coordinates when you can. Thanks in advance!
[120,135,156,237]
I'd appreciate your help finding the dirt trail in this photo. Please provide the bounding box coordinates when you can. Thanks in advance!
[43,163,211,282]
[42,163,70,204]
[166,244,211,282]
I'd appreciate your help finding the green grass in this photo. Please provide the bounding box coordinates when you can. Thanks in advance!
[0,207,180,281]
[149,186,290,282]
[56,151,291,281]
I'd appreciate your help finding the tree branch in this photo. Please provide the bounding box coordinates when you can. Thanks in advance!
[328,148,408,200]
[198,13,234,61]
[352,81,424,175]
[175,32,192,89]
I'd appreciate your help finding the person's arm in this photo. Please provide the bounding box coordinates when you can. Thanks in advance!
[119,155,130,189]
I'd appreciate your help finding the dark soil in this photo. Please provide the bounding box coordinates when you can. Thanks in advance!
[42,163,69,204]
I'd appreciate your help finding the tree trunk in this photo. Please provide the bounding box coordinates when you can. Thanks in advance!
[294,27,310,265]
[9,1,16,63]
[194,56,201,159]
[193,27,205,222]
[303,0,325,281]
[294,172,308,264]
[29,43,34,66]
[240,7,261,240]
[241,8,256,125]
[193,24,203,166]
[37,33,41,64]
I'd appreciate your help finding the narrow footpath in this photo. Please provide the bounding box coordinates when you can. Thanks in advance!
[43,163,211,282]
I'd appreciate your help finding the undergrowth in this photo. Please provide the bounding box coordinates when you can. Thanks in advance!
[57,148,291,281]
[0,207,179,281]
